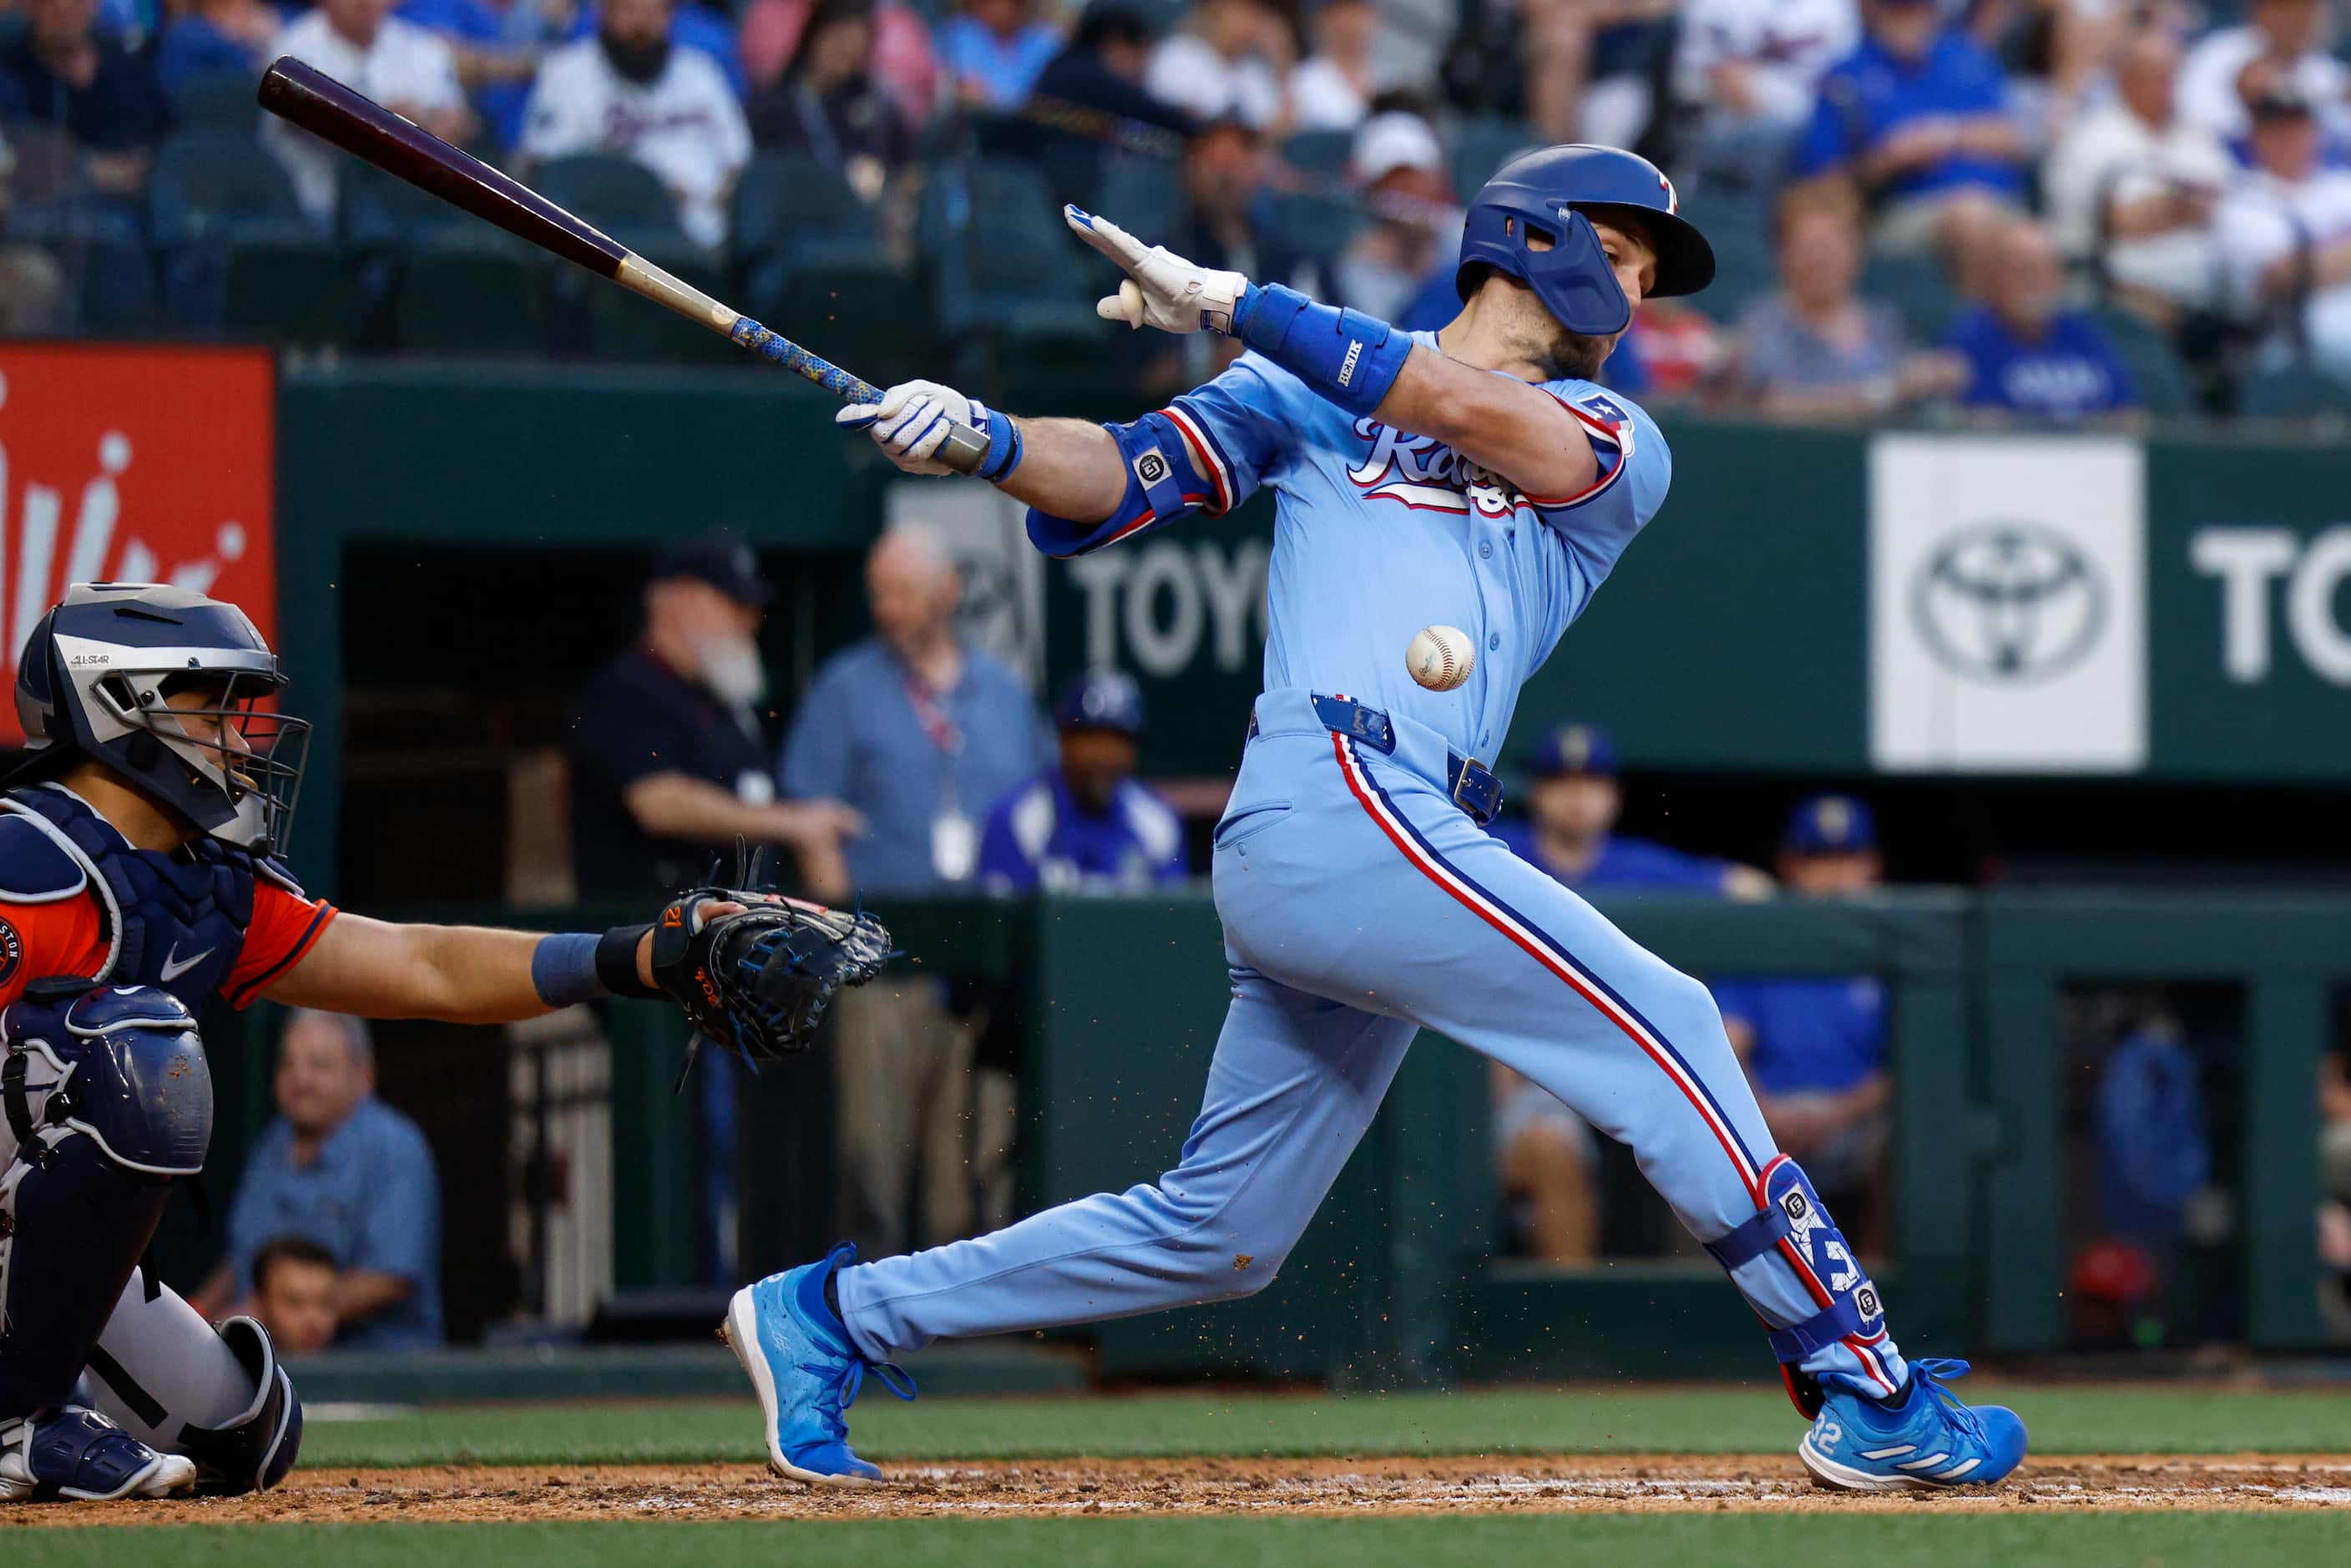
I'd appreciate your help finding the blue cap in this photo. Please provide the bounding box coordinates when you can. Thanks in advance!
[1783,795,1877,856]
[651,530,771,607]
[1054,670,1145,736]
[1529,722,1618,778]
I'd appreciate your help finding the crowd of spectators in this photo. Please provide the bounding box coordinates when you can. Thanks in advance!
[6,0,2351,416]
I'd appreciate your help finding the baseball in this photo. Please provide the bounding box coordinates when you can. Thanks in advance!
[1406,625,1475,691]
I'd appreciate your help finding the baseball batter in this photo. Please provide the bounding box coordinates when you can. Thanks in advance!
[732,145,2025,1492]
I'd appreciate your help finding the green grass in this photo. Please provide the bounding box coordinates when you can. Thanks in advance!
[291,1383,2351,1469]
[13,1517,2346,1568]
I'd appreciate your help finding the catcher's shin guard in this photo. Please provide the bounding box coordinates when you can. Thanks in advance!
[1704,1155,1895,1419]
[82,1274,301,1495]
[0,985,210,1423]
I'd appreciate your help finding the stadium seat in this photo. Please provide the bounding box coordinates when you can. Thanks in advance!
[926,159,1105,354]
[529,154,689,251]
[1679,187,1776,323]
[1449,120,1541,199]
[148,129,309,242]
[224,238,363,347]
[147,129,313,328]
[2237,361,2351,421]
[775,250,941,390]
[730,150,877,308]
[572,239,740,364]
[393,229,551,355]
[340,159,467,250]
[167,70,264,130]
[1267,187,1366,266]
[2091,307,2198,418]
[1280,129,1354,177]
[1862,250,1960,342]
[4,195,156,333]
[1090,154,1183,250]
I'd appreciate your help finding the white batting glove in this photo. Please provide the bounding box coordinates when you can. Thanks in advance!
[1064,205,1251,336]
[834,379,982,476]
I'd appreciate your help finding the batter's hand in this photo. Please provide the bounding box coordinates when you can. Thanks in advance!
[836,379,988,476]
[1064,205,1250,336]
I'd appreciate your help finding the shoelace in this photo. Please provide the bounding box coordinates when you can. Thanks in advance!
[796,1353,918,1442]
[1904,1357,1987,1444]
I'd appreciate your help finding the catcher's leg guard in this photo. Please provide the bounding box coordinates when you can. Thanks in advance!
[81,1271,301,1495]
[1705,1154,1896,1417]
[0,986,211,1424]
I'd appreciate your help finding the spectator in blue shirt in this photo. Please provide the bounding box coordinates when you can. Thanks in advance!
[1494,721,1774,898]
[782,523,1050,1258]
[1944,216,2141,427]
[980,670,1187,893]
[157,0,286,94]
[1712,795,1892,1243]
[1791,0,2026,257]
[941,0,1061,109]
[195,1010,443,1349]
[0,0,170,200]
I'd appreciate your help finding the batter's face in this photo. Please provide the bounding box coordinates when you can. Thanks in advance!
[1519,215,1656,381]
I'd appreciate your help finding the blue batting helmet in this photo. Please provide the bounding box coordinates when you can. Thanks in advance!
[1455,144,1715,338]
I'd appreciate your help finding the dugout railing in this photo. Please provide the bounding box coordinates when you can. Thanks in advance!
[187,889,2348,1386]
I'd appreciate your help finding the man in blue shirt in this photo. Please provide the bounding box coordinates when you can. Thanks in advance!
[1495,721,1773,898]
[1791,0,2025,255]
[196,1010,443,1349]
[1713,796,1892,1248]
[980,670,1188,893]
[782,523,1050,1258]
[1944,216,2140,426]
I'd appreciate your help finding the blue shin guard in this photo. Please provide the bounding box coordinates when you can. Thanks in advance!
[1705,1155,1895,1418]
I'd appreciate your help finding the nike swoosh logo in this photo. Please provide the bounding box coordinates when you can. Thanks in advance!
[159,945,215,983]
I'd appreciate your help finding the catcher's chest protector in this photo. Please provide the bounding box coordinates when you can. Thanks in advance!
[0,788,261,1009]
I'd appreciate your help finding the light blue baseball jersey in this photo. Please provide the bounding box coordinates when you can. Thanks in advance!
[1034,334,1672,765]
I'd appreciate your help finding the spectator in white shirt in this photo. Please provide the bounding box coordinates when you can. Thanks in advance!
[2214,84,2351,377]
[265,0,470,223]
[2176,0,2348,144]
[1671,0,1858,185]
[1288,0,1380,131]
[1145,0,1292,132]
[1332,109,1458,321]
[2045,24,2232,322]
[519,0,751,249]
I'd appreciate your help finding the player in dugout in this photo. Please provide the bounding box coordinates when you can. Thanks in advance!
[0,582,891,1504]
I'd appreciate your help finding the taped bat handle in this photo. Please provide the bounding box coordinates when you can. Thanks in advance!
[726,312,990,475]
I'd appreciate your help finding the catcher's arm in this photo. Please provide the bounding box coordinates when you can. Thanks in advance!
[259,902,749,1022]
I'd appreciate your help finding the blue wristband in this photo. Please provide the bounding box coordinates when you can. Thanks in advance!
[970,399,1024,483]
[532,932,607,1008]
[1231,283,1413,417]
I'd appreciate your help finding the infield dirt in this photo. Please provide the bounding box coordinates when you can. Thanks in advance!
[6,1454,2350,1525]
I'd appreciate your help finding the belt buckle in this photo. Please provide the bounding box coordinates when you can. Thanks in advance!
[1451,757,1498,824]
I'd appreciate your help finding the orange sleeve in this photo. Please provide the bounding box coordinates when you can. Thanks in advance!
[0,894,110,1009]
[223,882,339,1009]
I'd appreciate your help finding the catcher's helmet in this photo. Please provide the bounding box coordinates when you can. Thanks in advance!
[8,583,310,854]
[1455,144,1715,339]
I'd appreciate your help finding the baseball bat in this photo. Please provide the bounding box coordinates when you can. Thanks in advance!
[255,56,988,473]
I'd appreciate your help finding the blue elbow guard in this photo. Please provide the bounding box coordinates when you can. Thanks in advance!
[1025,412,1201,557]
[1231,283,1412,417]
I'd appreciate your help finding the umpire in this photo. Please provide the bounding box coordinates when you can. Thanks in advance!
[567,533,862,899]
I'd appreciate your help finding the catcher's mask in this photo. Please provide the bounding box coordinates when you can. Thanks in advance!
[8,583,311,855]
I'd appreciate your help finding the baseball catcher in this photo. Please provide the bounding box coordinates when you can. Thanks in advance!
[0,583,892,1503]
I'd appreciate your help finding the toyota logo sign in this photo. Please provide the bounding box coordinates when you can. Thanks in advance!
[1909,523,2107,684]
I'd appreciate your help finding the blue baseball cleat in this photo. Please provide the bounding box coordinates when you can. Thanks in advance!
[0,1407,198,1502]
[1798,1358,2027,1491]
[720,1242,913,1485]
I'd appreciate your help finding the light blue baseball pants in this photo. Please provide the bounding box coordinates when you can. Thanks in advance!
[837,689,1906,1398]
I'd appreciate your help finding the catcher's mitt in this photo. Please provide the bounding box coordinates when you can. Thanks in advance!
[649,863,896,1090]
